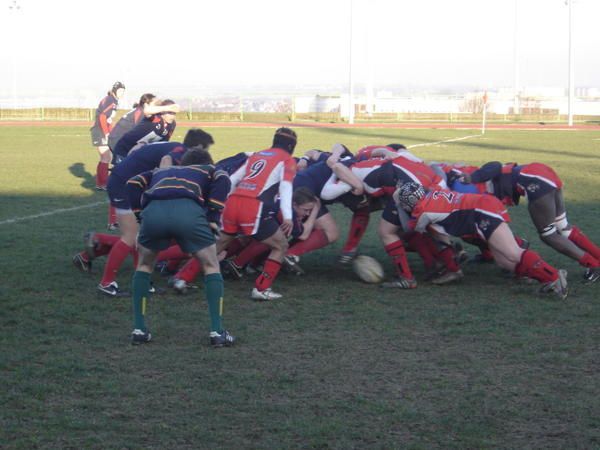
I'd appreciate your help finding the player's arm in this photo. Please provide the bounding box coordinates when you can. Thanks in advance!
[463,161,502,184]
[278,159,297,236]
[297,198,321,240]
[331,162,364,195]
[205,169,231,229]
[143,103,181,116]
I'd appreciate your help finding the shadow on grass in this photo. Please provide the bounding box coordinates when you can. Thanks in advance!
[69,162,96,192]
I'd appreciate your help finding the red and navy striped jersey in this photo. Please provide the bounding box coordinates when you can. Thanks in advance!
[93,94,119,135]
[126,165,230,223]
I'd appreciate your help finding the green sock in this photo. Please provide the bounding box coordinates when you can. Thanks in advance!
[204,273,224,333]
[132,271,152,332]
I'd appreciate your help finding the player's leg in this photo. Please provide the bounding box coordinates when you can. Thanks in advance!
[552,190,600,282]
[487,222,567,299]
[251,223,289,300]
[529,191,598,269]
[130,243,158,344]
[287,208,336,258]
[378,217,417,289]
[95,145,112,190]
[98,210,139,296]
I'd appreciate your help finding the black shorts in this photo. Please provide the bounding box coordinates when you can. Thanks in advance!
[106,175,131,210]
[138,199,215,253]
[90,126,107,147]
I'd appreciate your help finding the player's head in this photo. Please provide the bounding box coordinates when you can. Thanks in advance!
[180,148,214,166]
[387,143,407,151]
[396,182,426,212]
[292,187,318,219]
[272,127,297,154]
[159,99,177,124]
[138,93,156,107]
[111,81,126,98]
[183,128,214,151]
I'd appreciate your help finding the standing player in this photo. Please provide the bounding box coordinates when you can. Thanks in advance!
[126,150,235,347]
[217,127,298,301]
[89,81,125,190]
[396,182,569,299]
[461,161,600,282]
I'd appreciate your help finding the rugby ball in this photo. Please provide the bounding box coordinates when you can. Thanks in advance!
[352,255,384,284]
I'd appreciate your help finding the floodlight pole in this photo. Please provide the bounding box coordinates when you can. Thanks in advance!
[567,0,574,127]
[9,0,21,109]
[348,0,355,125]
[513,0,520,115]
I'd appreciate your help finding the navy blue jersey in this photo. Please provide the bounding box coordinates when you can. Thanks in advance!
[215,152,250,175]
[108,106,145,150]
[127,165,230,224]
[111,142,187,181]
[113,115,176,163]
[293,158,355,199]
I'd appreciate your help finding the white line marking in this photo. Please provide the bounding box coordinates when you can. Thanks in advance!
[0,200,107,226]
[407,134,481,149]
[0,134,480,226]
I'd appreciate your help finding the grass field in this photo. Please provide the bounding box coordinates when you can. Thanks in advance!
[1,124,600,449]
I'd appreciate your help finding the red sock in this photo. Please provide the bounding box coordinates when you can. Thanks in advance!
[233,240,270,267]
[515,249,558,284]
[405,232,436,269]
[384,241,413,279]
[513,235,527,248]
[176,258,202,283]
[255,258,282,291]
[288,229,329,257]
[569,226,600,261]
[176,259,201,283]
[437,246,461,272]
[100,239,134,286]
[92,233,120,257]
[342,207,370,252]
[157,245,188,262]
[579,252,600,269]
[107,205,117,226]
[96,162,109,188]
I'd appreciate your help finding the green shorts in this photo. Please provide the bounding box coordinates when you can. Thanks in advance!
[138,198,215,253]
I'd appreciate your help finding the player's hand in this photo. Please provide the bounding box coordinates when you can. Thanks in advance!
[280,219,293,237]
[351,184,364,196]
[209,222,220,237]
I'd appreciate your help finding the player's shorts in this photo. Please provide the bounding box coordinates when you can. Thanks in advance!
[106,174,131,210]
[90,126,107,147]
[517,163,563,202]
[381,198,401,227]
[138,198,215,253]
[442,196,509,241]
[221,196,262,236]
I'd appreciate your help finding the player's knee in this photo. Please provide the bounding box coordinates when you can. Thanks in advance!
[539,225,562,247]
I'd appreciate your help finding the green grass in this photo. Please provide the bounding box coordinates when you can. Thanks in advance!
[1,125,600,449]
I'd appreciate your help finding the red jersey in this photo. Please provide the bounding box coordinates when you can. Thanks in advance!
[231,147,296,219]
[94,93,119,135]
[410,190,509,240]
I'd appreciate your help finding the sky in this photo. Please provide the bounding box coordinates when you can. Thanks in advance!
[0,0,599,105]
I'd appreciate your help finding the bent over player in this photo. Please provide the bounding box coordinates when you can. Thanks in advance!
[462,161,600,283]
[218,127,298,301]
[396,182,569,300]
